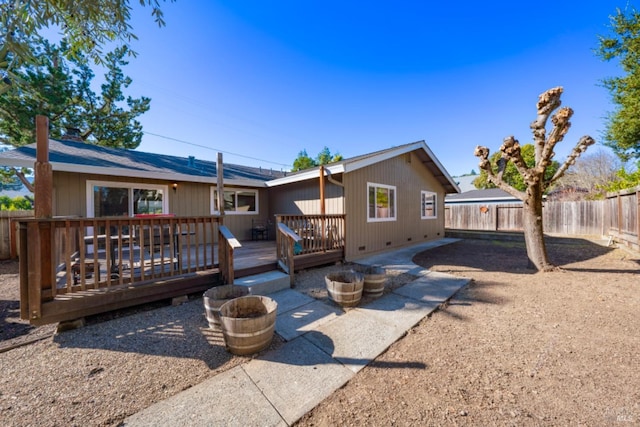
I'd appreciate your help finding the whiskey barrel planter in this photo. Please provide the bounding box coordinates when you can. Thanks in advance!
[325,271,364,307]
[219,295,278,356]
[352,265,387,297]
[203,285,250,329]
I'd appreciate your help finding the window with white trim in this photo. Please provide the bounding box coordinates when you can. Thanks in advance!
[367,182,396,222]
[421,191,437,219]
[211,188,258,214]
[87,180,168,217]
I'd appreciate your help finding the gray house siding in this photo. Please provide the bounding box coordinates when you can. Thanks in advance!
[344,151,446,261]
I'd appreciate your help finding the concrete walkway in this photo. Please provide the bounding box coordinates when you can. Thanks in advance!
[124,238,469,426]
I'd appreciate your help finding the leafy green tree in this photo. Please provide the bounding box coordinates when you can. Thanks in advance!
[474,144,559,192]
[0,0,170,94]
[0,195,32,210]
[475,87,594,271]
[601,162,640,192]
[0,40,150,149]
[597,7,640,161]
[316,146,343,165]
[292,149,316,171]
[292,147,343,171]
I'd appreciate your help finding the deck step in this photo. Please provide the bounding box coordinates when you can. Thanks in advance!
[233,271,290,295]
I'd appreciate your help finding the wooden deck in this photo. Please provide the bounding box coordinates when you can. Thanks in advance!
[18,214,345,326]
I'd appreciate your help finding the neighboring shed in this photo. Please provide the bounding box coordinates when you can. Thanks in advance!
[445,188,522,205]
[267,140,459,260]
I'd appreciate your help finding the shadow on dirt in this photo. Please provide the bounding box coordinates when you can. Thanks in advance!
[0,299,36,341]
[413,237,618,275]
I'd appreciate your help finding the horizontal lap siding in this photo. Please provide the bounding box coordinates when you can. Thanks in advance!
[345,152,446,260]
[269,179,345,216]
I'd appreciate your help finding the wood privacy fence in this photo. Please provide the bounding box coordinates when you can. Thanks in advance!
[0,210,33,259]
[445,186,639,252]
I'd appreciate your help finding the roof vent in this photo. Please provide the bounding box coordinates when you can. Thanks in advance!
[188,156,195,168]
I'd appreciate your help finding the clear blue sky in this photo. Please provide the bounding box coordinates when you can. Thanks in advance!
[118,0,627,177]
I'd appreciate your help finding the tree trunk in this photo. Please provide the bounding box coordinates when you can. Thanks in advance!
[522,184,554,271]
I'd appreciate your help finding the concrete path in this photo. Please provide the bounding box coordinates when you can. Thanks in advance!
[124,238,469,426]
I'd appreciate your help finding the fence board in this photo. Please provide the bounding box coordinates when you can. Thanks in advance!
[0,210,34,259]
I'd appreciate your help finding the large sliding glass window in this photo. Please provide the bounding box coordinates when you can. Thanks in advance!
[87,181,168,217]
[367,182,396,222]
[211,188,258,214]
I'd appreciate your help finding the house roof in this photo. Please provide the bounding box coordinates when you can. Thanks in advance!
[445,188,521,204]
[0,139,285,186]
[266,140,460,194]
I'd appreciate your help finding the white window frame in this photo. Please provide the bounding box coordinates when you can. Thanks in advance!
[421,190,437,219]
[367,182,397,222]
[86,180,169,218]
[211,188,259,215]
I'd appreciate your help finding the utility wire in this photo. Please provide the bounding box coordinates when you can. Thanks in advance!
[143,131,292,169]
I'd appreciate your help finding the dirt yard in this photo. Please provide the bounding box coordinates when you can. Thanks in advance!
[1,237,639,426]
[296,237,640,426]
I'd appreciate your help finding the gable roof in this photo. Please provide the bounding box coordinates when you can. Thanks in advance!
[266,140,460,194]
[0,139,284,186]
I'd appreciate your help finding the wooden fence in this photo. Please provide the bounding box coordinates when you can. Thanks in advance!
[446,188,639,252]
[604,186,639,252]
[0,210,33,259]
[445,201,604,235]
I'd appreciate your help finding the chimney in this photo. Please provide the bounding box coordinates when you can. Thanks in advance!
[61,127,83,142]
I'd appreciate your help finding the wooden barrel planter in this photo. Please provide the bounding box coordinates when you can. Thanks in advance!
[203,285,250,329]
[352,265,387,297]
[219,295,278,356]
[325,271,364,307]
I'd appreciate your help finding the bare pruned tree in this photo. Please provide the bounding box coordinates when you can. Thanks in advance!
[474,87,595,271]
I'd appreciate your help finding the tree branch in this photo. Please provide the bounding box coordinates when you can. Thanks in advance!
[12,168,34,192]
[530,87,563,161]
[474,145,527,200]
[549,135,596,185]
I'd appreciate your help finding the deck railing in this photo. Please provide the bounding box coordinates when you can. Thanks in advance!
[275,214,346,282]
[275,214,345,254]
[18,215,233,324]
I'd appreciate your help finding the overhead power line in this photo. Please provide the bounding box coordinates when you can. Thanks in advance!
[143,131,292,169]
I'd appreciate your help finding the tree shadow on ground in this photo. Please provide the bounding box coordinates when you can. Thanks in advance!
[413,237,619,275]
[0,299,36,342]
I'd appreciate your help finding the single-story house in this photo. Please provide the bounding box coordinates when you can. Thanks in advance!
[0,138,459,261]
[1,136,459,324]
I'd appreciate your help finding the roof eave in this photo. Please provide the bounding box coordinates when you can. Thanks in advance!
[266,164,345,187]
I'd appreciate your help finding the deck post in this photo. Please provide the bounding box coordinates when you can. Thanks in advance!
[32,115,54,313]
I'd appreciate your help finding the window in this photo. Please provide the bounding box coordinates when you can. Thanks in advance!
[212,188,258,214]
[421,191,437,219]
[367,182,396,222]
[87,181,168,217]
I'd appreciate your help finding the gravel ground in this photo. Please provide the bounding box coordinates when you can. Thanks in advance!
[2,238,639,426]
[0,259,413,427]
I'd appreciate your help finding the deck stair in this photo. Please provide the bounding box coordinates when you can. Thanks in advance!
[233,270,290,295]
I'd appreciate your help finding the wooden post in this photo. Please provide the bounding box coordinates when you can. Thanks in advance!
[35,116,53,218]
[319,166,326,250]
[217,153,224,216]
[32,116,53,312]
[636,186,640,248]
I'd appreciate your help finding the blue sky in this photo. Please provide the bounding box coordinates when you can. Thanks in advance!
[118,0,627,177]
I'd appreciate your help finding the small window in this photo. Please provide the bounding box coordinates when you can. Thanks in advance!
[212,188,258,214]
[421,191,437,219]
[367,182,396,222]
